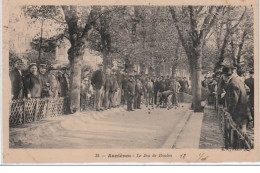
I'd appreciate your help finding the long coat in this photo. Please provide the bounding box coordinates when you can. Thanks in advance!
[24,73,42,98]
[91,70,105,90]
[226,75,251,125]
[58,74,69,97]
[127,79,136,97]
[9,69,24,99]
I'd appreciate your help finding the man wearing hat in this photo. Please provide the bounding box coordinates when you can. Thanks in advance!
[91,63,105,111]
[126,73,136,111]
[245,69,254,121]
[38,64,51,98]
[9,58,25,99]
[58,66,69,97]
[48,65,60,98]
[24,63,42,98]
[223,66,252,135]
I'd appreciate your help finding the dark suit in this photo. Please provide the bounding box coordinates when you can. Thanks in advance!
[153,80,159,104]
[245,77,254,118]
[134,80,142,109]
[9,69,24,99]
[226,75,251,126]
[127,78,135,111]
[24,74,42,98]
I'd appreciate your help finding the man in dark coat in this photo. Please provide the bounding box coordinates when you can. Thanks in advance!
[127,74,135,111]
[165,75,171,91]
[91,64,105,111]
[58,66,69,97]
[245,70,254,120]
[38,64,51,98]
[24,63,42,98]
[134,75,142,109]
[181,77,189,93]
[153,76,160,105]
[121,73,128,105]
[157,76,166,107]
[223,67,252,134]
[9,59,25,100]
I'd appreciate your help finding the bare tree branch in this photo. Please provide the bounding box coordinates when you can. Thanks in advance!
[231,6,247,30]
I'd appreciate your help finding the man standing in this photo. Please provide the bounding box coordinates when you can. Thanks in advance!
[58,66,69,97]
[24,63,42,98]
[104,68,113,109]
[111,68,119,107]
[153,76,159,105]
[9,59,25,100]
[245,69,254,121]
[48,65,60,98]
[223,67,252,135]
[91,64,105,111]
[182,77,189,93]
[157,76,166,107]
[121,73,128,105]
[134,74,142,109]
[127,74,135,111]
[171,77,181,107]
[165,75,171,91]
[38,64,51,98]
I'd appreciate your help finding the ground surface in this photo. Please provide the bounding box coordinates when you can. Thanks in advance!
[10,103,194,149]
[199,105,224,149]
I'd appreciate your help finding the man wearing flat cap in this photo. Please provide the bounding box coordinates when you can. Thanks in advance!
[9,58,25,99]
[223,66,252,134]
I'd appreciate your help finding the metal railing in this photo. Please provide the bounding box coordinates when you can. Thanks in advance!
[216,99,254,150]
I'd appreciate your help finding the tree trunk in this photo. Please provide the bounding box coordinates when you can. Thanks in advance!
[102,51,111,72]
[190,47,202,112]
[38,20,44,60]
[68,44,85,113]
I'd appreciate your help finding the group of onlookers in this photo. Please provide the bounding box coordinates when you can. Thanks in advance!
[9,59,69,100]
[89,63,190,111]
[202,64,254,134]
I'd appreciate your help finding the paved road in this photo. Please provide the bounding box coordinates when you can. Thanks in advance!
[10,103,192,149]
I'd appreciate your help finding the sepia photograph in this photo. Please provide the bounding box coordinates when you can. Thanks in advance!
[1,0,259,164]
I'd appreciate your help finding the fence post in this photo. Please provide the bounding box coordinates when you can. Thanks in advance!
[23,100,26,124]
[46,98,50,118]
[34,99,39,121]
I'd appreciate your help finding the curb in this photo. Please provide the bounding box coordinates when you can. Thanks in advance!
[161,109,193,148]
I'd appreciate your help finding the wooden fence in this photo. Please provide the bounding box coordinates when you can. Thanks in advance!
[9,97,68,127]
[216,101,254,150]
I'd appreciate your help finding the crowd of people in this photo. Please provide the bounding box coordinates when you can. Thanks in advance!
[202,63,254,134]
[87,64,190,112]
[9,59,69,100]
[9,58,191,112]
